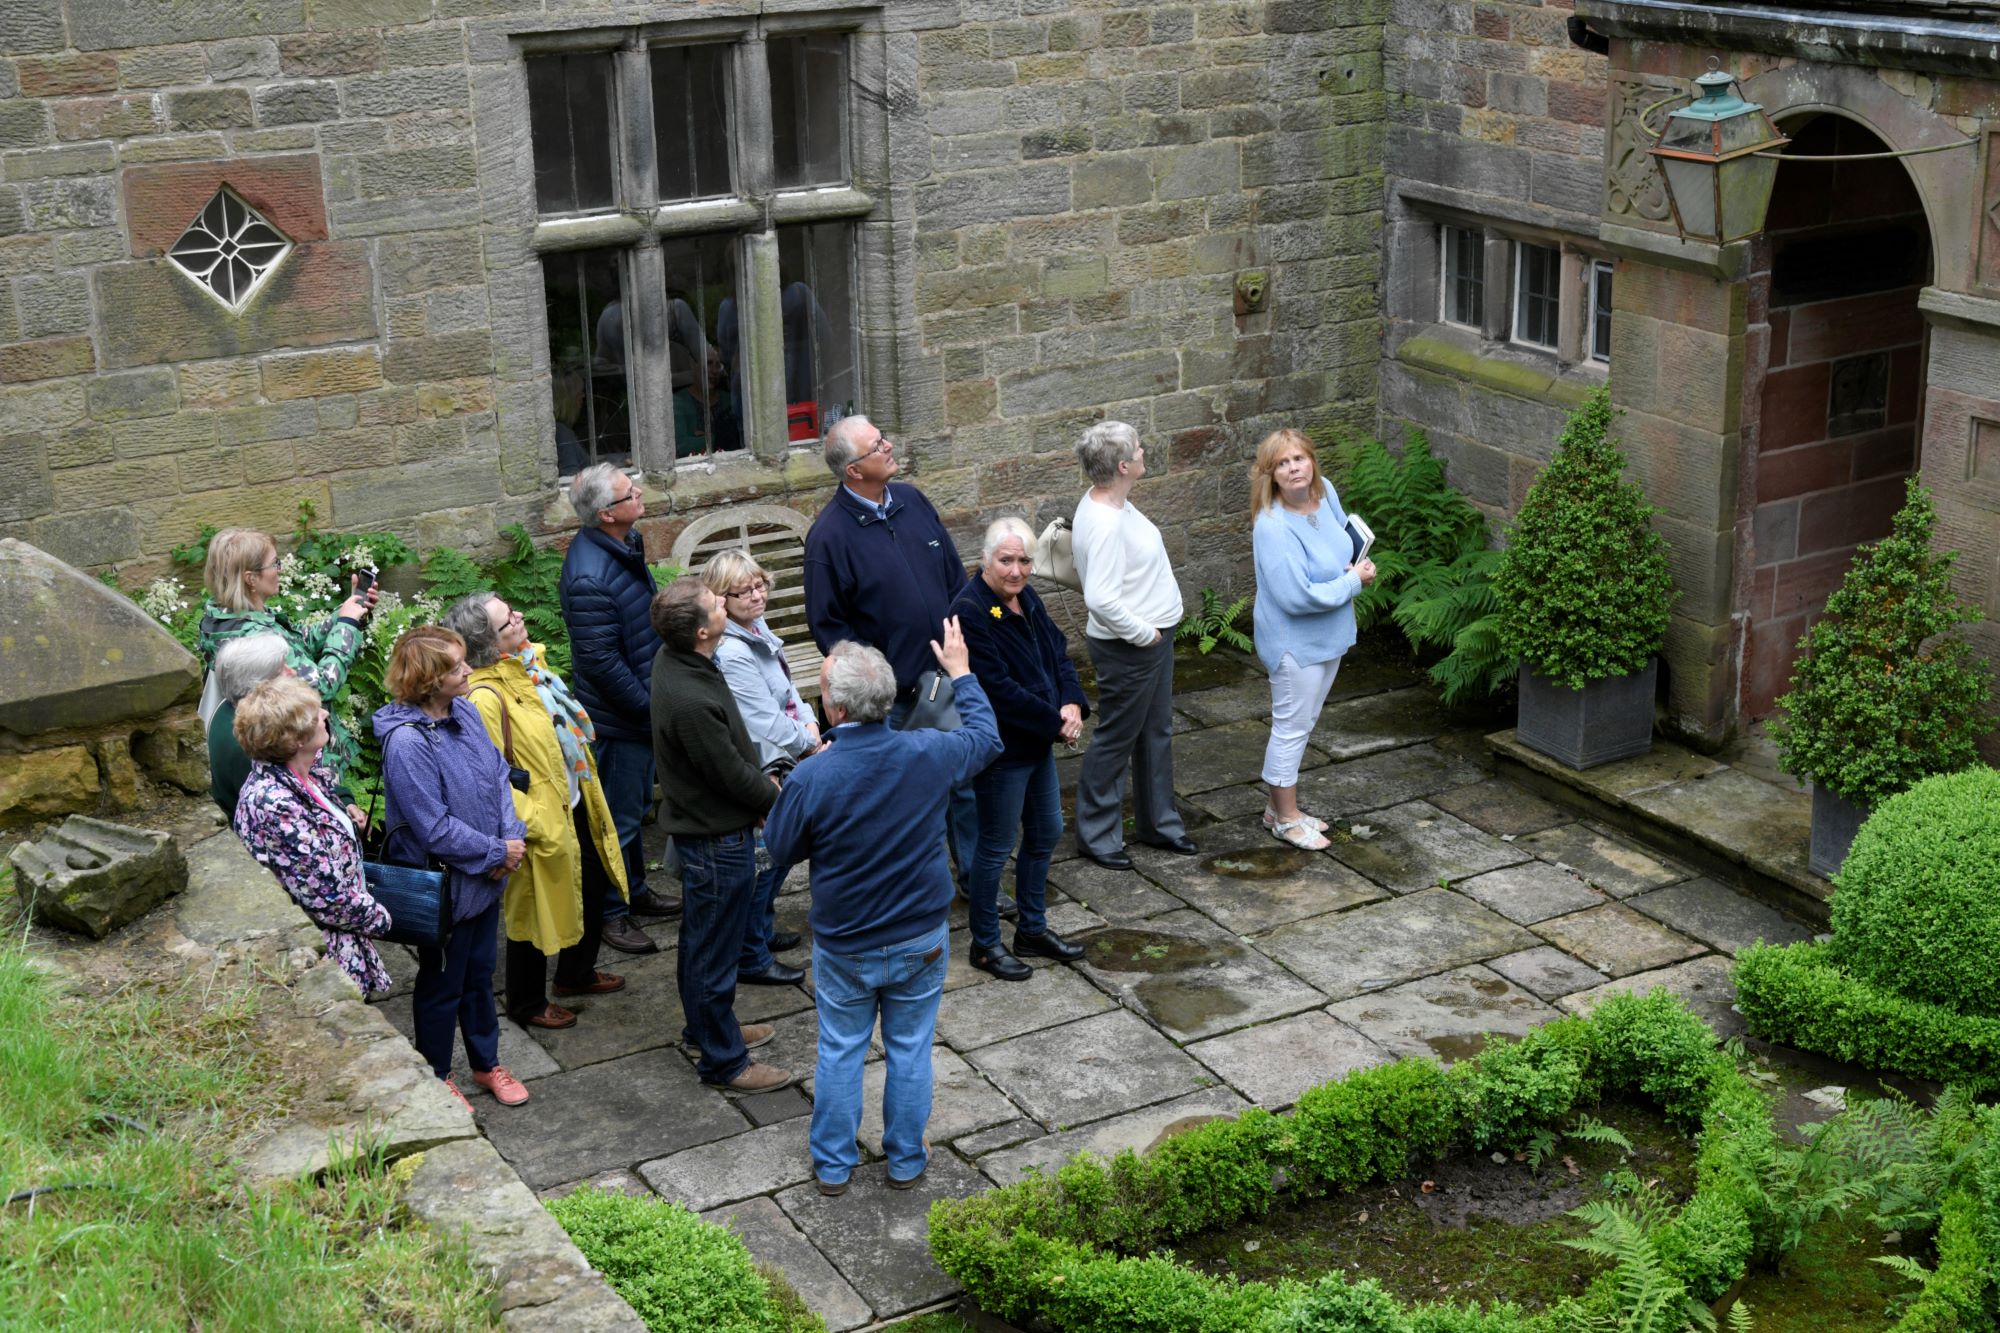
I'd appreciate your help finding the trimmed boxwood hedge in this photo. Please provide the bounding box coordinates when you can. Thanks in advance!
[928,992,1777,1332]
[1888,1112,2000,1333]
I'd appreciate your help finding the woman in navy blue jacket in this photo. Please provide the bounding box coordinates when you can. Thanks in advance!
[951,517,1091,980]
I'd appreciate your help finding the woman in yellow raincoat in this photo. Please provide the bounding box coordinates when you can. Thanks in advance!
[444,591,630,1030]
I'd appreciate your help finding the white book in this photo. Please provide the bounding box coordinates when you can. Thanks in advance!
[1343,512,1374,563]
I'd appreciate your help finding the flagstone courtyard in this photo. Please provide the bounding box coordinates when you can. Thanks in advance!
[369,643,1819,1329]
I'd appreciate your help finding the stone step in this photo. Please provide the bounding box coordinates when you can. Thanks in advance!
[1486,728,1831,929]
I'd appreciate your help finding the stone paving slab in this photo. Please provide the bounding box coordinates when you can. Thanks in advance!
[1136,815,1387,935]
[1626,768,1817,885]
[974,1085,1250,1184]
[1327,965,1564,1064]
[1258,889,1540,1001]
[479,1049,746,1190]
[1310,686,1452,760]
[1293,743,1488,818]
[1184,779,1283,822]
[1533,903,1708,978]
[1171,718,1325,795]
[1427,779,1574,838]
[1557,954,1745,1040]
[1485,946,1612,1001]
[1328,800,1531,895]
[851,1045,1022,1157]
[1071,908,1327,1042]
[1185,1010,1393,1110]
[935,962,1115,1051]
[1452,861,1608,925]
[1517,822,1690,899]
[639,1118,817,1213]
[1045,857,1185,922]
[700,1197,874,1333]
[968,1008,1212,1128]
[953,1117,1043,1157]
[1625,878,1815,955]
[775,1154,993,1319]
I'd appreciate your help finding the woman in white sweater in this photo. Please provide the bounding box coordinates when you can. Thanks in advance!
[1070,421,1196,870]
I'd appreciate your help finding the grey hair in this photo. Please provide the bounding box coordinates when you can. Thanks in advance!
[981,516,1037,567]
[822,640,897,724]
[569,462,625,525]
[213,632,289,704]
[1076,420,1141,485]
[441,591,504,668]
[821,414,875,479]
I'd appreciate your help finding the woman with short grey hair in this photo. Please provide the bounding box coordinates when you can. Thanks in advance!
[208,632,296,821]
[442,590,506,669]
[1068,420,1195,870]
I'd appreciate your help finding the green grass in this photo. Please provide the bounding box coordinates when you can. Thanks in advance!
[0,941,496,1331]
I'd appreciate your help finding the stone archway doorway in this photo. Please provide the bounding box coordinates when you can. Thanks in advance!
[1739,114,1932,720]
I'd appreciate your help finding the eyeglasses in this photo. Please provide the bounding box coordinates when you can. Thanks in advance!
[251,560,282,573]
[725,583,766,599]
[849,436,890,465]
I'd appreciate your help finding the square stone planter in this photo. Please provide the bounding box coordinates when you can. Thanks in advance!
[1808,783,1870,879]
[1516,658,1657,770]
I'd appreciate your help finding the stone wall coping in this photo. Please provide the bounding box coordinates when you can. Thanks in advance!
[1394,331,1600,411]
[1578,0,2000,78]
[1596,221,1751,282]
[1919,285,2000,332]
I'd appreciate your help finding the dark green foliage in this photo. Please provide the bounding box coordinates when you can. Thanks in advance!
[1265,1273,1414,1332]
[1826,766,2000,1018]
[1288,1058,1461,1194]
[545,1187,823,1333]
[1179,588,1255,655]
[422,523,574,676]
[1448,1018,1595,1153]
[1770,480,1993,806]
[1328,430,1512,703]
[1733,942,2000,1093]
[1493,389,1676,689]
[1885,1193,1997,1333]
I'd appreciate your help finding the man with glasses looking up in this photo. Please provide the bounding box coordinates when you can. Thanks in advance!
[803,416,984,892]
[558,463,678,954]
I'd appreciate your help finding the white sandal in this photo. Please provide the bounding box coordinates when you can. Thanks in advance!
[1264,806,1329,834]
[1269,817,1330,851]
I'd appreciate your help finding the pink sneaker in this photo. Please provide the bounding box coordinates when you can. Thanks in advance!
[471,1066,530,1106]
[441,1077,475,1116]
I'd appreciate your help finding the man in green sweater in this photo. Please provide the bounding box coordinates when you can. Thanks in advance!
[649,578,790,1094]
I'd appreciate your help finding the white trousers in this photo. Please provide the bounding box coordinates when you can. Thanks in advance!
[1261,652,1342,787]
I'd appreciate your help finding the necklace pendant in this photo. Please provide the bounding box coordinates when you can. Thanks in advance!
[1305,512,1318,529]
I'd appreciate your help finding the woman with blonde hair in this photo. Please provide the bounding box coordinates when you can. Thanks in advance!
[373,625,530,1112]
[700,547,817,985]
[196,526,377,780]
[1250,428,1376,849]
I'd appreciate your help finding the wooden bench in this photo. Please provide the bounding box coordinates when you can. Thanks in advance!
[670,504,823,699]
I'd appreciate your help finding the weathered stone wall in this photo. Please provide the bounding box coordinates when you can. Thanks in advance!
[0,1,1388,606]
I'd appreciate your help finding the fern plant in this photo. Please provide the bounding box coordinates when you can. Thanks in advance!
[1558,1199,1716,1332]
[1177,588,1253,655]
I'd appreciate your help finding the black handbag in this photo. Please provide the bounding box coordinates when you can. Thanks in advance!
[895,668,962,733]
[360,721,454,951]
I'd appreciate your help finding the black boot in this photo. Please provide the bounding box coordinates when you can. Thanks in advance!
[1011,927,1084,962]
[969,944,1032,981]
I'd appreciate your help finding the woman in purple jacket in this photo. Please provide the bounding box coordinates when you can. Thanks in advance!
[374,625,530,1112]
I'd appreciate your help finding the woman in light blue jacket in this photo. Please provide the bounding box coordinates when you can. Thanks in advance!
[701,548,820,985]
[1251,428,1377,849]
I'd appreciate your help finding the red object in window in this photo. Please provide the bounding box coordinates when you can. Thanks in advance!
[787,401,820,442]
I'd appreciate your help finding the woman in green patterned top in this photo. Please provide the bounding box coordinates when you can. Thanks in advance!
[197,527,377,782]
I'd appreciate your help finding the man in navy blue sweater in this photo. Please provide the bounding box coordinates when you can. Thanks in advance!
[764,622,1001,1195]
[802,416,983,886]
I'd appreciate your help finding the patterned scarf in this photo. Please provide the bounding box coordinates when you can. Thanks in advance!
[518,642,594,781]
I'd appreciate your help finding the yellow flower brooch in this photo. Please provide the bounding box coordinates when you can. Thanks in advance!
[989,606,1003,619]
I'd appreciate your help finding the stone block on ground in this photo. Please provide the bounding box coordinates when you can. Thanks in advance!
[701,1197,874,1333]
[967,1008,1212,1128]
[638,1118,817,1213]
[9,815,186,938]
[1533,903,1708,978]
[1626,768,1815,881]
[1294,743,1488,818]
[1485,946,1611,1001]
[1170,718,1324,795]
[1185,1010,1392,1109]
[0,744,100,827]
[1625,878,1814,955]
[1258,889,1539,1001]
[1557,954,1745,1040]
[1134,815,1386,934]
[776,1154,992,1319]
[1517,822,1689,898]
[1309,685,1451,760]
[133,713,210,792]
[1453,861,1608,924]
[1072,908,1327,1041]
[976,1085,1250,1184]
[1328,799,1531,894]
[935,961,1114,1051]
[1428,779,1574,837]
[173,829,324,955]
[1327,965,1563,1064]
[0,537,200,735]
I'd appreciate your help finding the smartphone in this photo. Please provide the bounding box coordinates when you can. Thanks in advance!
[352,568,376,597]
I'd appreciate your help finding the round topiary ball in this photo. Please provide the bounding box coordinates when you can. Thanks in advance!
[1828,765,2000,1017]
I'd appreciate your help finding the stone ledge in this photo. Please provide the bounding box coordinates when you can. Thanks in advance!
[1486,728,1830,927]
[1395,334,1596,410]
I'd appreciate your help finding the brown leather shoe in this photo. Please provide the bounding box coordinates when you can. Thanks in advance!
[739,1022,775,1050]
[514,1003,577,1030]
[711,1060,794,1093]
[601,916,658,955]
[552,971,626,996]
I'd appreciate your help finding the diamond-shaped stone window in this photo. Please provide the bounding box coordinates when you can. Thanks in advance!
[167,187,292,311]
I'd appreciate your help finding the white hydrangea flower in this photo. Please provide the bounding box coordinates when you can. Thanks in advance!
[138,576,190,623]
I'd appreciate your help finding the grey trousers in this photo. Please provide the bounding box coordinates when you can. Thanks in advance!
[1077,633,1186,856]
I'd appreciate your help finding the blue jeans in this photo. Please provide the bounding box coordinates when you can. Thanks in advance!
[969,752,1061,950]
[413,898,501,1080]
[593,737,653,919]
[675,830,756,1084]
[810,921,948,1185]
[737,837,790,976]
[887,695,981,881]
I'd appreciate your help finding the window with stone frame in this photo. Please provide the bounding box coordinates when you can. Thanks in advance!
[1512,242,1561,351]
[524,25,869,475]
[1439,224,1484,330]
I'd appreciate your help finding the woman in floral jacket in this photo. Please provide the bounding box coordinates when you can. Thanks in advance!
[231,675,392,995]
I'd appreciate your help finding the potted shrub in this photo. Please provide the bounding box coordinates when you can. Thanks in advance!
[1770,478,1993,876]
[1493,388,1676,768]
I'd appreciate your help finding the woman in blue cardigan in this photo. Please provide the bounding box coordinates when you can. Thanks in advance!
[1251,429,1377,850]
[952,517,1090,980]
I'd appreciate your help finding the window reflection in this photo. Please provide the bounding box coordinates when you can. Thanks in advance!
[652,45,733,202]
[768,35,846,188]
[662,234,741,457]
[527,53,617,214]
[772,224,855,442]
[544,249,631,473]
